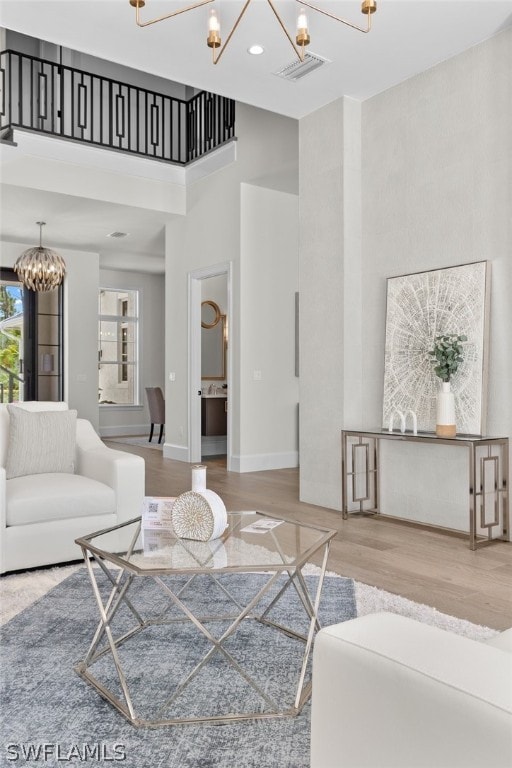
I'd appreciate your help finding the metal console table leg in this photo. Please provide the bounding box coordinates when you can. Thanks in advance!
[342,431,379,519]
[470,438,509,551]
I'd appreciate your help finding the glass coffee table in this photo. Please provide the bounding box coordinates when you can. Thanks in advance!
[75,511,337,727]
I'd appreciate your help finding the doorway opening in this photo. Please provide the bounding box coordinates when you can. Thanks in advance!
[188,263,231,470]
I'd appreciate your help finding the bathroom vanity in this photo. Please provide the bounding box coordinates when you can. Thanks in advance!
[201,392,227,436]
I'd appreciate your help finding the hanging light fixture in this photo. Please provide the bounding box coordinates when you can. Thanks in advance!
[130,0,377,65]
[14,222,66,293]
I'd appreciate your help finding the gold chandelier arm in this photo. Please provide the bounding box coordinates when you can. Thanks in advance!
[266,0,306,63]
[134,0,214,28]
[294,0,373,34]
[213,0,306,65]
[212,0,253,65]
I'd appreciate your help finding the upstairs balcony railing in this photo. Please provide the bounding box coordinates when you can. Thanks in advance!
[0,50,236,166]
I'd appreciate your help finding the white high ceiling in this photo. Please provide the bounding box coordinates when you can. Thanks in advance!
[1,0,511,270]
[1,0,511,120]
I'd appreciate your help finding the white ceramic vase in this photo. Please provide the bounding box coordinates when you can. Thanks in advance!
[436,381,456,438]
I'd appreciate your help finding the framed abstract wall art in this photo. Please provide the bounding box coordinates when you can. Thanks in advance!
[382,261,490,435]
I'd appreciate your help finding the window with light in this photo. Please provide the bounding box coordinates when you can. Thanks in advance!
[98,289,139,406]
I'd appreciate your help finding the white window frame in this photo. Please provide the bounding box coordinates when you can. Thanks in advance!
[98,287,140,407]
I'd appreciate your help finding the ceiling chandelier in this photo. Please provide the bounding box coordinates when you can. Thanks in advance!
[130,0,377,65]
[14,222,66,293]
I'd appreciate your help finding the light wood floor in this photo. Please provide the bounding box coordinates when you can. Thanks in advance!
[106,441,512,631]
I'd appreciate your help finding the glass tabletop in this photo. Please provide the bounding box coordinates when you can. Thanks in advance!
[76,511,336,575]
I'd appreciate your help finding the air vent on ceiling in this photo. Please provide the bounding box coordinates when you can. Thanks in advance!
[107,231,129,239]
[273,52,330,82]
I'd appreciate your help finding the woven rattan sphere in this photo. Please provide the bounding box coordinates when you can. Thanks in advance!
[171,490,227,541]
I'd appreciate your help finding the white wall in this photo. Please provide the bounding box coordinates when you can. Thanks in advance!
[298,27,512,536]
[201,275,227,313]
[239,183,299,471]
[99,268,165,437]
[298,98,346,510]
[360,27,512,532]
[164,102,299,470]
[0,239,100,428]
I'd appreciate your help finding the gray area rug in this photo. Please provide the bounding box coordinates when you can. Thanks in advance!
[0,569,356,768]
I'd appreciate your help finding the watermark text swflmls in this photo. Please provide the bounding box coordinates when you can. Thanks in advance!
[5,743,126,762]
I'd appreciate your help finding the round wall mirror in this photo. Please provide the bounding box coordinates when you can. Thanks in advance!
[201,300,221,328]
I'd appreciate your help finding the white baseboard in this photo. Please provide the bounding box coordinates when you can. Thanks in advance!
[230,451,299,473]
[163,443,190,461]
[99,424,149,438]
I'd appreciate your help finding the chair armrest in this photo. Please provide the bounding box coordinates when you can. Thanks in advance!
[0,467,5,573]
[311,612,512,768]
[0,466,5,528]
[75,421,145,525]
[75,418,104,451]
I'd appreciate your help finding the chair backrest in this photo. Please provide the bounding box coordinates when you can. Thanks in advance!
[0,401,69,468]
[145,387,165,424]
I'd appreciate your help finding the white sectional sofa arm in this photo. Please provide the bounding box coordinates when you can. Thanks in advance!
[311,612,512,768]
[75,420,145,524]
[0,466,6,530]
[0,466,6,573]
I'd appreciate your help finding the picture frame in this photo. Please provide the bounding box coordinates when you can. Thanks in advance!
[382,261,491,435]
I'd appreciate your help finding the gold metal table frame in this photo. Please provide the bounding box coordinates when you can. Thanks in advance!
[342,429,509,551]
[75,512,336,728]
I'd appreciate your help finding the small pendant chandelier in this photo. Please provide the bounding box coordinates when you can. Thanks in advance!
[14,221,66,292]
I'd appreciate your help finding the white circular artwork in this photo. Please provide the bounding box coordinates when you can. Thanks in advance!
[382,262,489,435]
[171,490,227,541]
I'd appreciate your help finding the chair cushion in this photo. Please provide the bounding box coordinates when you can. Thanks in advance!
[6,473,116,526]
[5,406,77,479]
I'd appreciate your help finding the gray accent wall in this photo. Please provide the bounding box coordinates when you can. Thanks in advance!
[299,26,512,528]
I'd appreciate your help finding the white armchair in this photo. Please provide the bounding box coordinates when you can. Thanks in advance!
[311,612,512,768]
[0,401,145,574]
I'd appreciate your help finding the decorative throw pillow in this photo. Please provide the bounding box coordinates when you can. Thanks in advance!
[5,406,77,480]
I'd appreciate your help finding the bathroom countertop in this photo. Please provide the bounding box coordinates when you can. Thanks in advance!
[202,392,227,398]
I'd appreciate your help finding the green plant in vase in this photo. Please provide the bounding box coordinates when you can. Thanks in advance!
[428,334,467,382]
[428,333,466,437]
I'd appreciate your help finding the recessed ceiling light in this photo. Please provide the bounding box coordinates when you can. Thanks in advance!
[107,231,129,238]
[247,45,264,56]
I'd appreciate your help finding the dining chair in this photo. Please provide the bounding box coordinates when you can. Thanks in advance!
[145,386,165,443]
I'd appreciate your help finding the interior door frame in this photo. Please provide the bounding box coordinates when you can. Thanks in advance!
[188,262,232,468]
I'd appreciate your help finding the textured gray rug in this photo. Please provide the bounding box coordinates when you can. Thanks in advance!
[0,569,356,768]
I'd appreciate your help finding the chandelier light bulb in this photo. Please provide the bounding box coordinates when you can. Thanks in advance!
[207,8,221,49]
[208,8,220,32]
[297,9,308,31]
[296,8,310,47]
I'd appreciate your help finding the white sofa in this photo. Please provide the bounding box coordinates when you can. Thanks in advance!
[311,612,512,768]
[0,401,145,574]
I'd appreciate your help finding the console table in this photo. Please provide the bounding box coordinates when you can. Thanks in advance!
[341,429,509,550]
